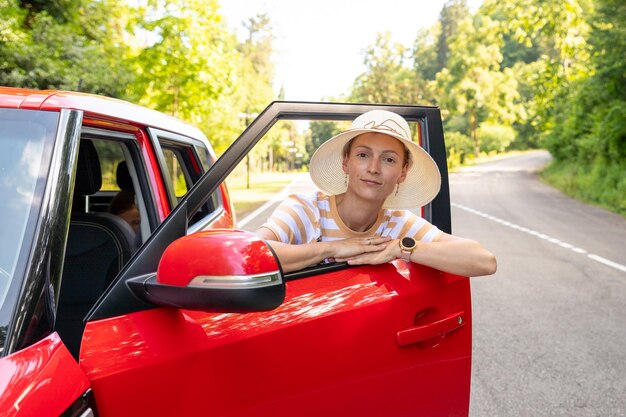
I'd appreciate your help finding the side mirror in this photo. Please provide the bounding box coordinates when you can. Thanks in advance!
[127,230,285,312]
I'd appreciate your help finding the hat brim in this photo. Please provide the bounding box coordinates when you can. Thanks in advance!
[309,128,441,209]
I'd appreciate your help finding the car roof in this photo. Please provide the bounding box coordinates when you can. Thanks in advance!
[0,86,207,141]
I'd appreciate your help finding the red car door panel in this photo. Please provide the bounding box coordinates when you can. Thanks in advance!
[80,262,470,417]
[0,333,90,417]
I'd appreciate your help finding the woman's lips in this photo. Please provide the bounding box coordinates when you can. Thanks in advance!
[361,178,382,186]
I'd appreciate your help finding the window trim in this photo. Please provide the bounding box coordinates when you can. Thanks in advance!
[80,127,159,233]
[147,128,224,229]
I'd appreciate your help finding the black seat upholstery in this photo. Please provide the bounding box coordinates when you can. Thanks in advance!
[116,160,133,190]
[57,140,136,358]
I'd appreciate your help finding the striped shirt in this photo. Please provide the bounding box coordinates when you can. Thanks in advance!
[260,191,442,244]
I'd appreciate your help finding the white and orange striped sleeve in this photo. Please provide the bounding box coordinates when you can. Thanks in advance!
[259,193,320,244]
[388,210,442,242]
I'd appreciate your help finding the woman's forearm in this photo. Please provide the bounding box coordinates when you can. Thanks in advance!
[409,235,497,277]
[264,240,332,273]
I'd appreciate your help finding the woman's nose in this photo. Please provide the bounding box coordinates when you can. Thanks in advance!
[367,158,381,174]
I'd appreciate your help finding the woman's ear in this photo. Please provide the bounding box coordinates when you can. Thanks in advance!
[342,154,349,174]
[397,165,408,183]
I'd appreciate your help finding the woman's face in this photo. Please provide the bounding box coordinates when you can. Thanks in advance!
[342,132,408,203]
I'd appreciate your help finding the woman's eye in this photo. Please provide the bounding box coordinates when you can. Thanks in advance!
[384,157,397,164]
[356,152,368,158]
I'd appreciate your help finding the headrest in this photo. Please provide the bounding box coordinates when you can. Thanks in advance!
[116,161,133,191]
[75,140,102,196]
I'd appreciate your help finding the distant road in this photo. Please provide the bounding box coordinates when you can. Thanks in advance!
[239,150,626,416]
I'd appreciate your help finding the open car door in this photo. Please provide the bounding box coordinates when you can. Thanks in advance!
[81,102,471,417]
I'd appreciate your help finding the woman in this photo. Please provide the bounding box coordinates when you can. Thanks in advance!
[256,109,496,276]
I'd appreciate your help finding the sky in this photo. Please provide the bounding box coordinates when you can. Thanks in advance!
[219,0,483,102]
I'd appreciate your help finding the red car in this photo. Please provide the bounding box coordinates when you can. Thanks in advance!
[0,87,471,417]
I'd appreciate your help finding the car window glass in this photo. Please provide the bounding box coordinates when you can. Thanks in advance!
[91,140,126,191]
[195,144,211,171]
[162,148,189,199]
[157,138,222,229]
[0,109,58,308]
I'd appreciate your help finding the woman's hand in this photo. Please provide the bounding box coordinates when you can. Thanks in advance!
[329,236,392,261]
[335,238,400,265]
[329,236,395,265]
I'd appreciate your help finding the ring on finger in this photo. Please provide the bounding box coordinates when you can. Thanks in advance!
[367,238,372,245]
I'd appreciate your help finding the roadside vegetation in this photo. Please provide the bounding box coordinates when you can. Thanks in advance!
[1,0,623,215]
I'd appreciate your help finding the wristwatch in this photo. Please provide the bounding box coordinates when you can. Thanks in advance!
[399,236,417,262]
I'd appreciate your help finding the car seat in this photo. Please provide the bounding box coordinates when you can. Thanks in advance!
[56,140,136,358]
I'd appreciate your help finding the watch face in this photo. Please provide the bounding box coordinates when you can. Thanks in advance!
[401,236,416,249]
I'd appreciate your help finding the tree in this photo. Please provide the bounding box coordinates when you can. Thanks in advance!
[126,0,239,151]
[235,13,274,115]
[412,26,440,82]
[434,13,522,155]
[565,0,625,166]
[480,0,592,144]
[305,120,342,162]
[436,0,470,71]
[232,13,277,179]
[350,32,429,105]
[0,0,133,96]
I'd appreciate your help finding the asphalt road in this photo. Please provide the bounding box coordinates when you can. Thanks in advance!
[239,151,626,416]
[452,151,625,417]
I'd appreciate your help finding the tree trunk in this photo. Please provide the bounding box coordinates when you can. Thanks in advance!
[470,110,479,156]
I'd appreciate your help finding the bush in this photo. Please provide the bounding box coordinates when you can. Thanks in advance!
[445,131,474,169]
[477,123,516,153]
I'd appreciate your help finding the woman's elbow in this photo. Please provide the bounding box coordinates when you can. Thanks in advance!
[477,251,497,276]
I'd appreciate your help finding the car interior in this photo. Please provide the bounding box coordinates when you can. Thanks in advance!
[56,139,139,358]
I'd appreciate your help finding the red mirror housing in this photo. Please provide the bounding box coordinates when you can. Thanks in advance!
[157,229,281,287]
[128,230,285,312]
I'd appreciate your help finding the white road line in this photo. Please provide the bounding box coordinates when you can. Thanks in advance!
[237,176,305,228]
[452,203,626,274]
[588,254,626,273]
[238,191,289,228]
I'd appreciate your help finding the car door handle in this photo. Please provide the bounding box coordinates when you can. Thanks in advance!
[396,311,465,347]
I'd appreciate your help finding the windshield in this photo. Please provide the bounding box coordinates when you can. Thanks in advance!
[0,109,59,308]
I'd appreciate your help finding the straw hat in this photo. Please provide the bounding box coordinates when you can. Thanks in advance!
[309,109,441,208]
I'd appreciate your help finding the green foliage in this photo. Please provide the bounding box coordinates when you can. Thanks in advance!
[535,0,625,216]
[477,123,516,152]
[436,0,470,71]
[412,27,439,82]
[434,13,522,154]
[234,12,276,161]
[306,121,341,159]
[541,158,626,216]
[481,0,592,138]
[0,0,133,96]
[445,131,473,169]
[350,32,430,104]
[543,0,625,165]
[127,0,236,118]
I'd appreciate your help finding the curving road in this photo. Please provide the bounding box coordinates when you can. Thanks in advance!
[239,150,626,416]
[451,151,626,417]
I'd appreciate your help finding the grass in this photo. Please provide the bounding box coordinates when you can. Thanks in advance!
[226,171,300,219]
[540,159,626,217]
